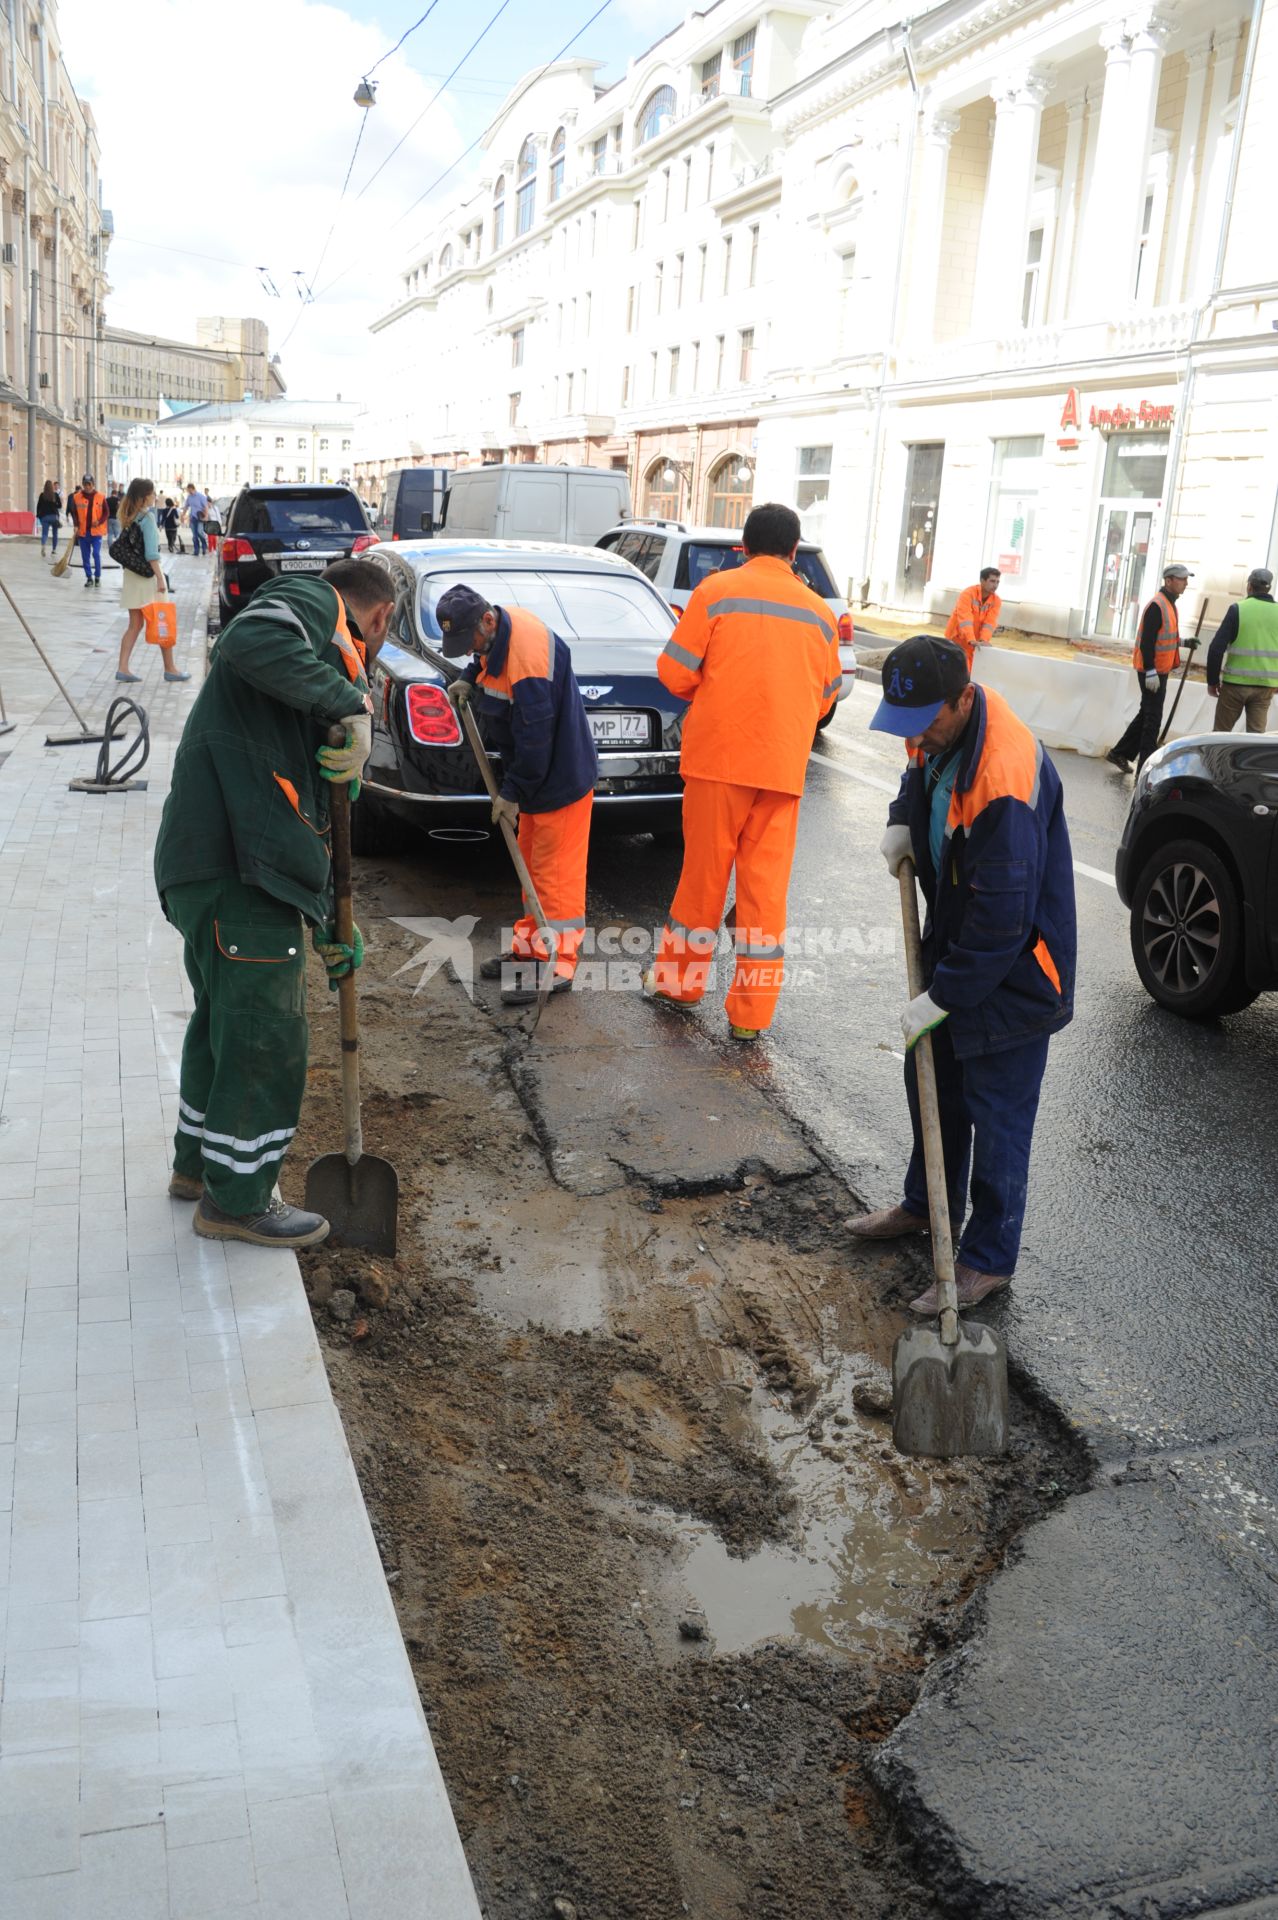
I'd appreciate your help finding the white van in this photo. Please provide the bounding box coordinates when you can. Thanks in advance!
[442,464,631,546]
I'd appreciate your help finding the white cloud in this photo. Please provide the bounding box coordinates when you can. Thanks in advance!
[57,0,466,399]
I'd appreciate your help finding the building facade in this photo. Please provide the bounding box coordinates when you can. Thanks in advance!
[102,317,286,445]
[121,398,360,501]
[363,0,1275,642]
[0,0,111,511]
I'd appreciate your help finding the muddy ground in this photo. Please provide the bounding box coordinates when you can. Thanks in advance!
[282,858,1087,1920]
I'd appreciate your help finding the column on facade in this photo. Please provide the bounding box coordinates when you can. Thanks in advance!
[859,119,903,342]
[1186,23,1242,301]
[905,108,960,343]
[970,68,1051,339]
[1075,14,1171,313]
[1115,11,1173,295]
[1072,23,1132,315]
[1161,37,1212,307]
[1046,91,1087,321]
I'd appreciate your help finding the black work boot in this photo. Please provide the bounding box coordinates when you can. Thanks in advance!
[193,1194,330,1248]
[479,951,519,980]
[501,974,572,1009]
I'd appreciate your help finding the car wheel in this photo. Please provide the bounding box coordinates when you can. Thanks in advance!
[815,706,837,733]
[350,791,412,857]
[1129,838,1255,1018]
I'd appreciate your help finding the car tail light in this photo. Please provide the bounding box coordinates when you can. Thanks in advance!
[670,601,686,616]
[838,612,854,644]
[221,537,254,565]
[227,581,241,598]
[351,532,379,555]
[405,683,461,746]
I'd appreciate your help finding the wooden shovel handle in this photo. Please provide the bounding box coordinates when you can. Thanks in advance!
[454,695,558,972]
[327,724,362,1167]
[898,860,959,1345]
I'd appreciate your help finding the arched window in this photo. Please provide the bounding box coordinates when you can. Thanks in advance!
[492,175,505,251]
[638,85,676,145]
[549,127,566,204]
[706,454,754,529]
[516,138,537,236]
[643,456,681,521]
[439,244,453,274]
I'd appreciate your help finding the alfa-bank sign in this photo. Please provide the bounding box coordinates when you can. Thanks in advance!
[1057,387,1175,449]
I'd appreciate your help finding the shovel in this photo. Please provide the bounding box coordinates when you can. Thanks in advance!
[890,859,1008,1458]
[304,738,399,1255]
[1157,601,1208,748]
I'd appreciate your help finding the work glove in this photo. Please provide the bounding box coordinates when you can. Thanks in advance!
[313,922,364,987]
[880,823,913,878]
[446,677,475,710]
[1144,671,1160,694]
[491,795,519,833]
[902,990,948,1051]
[316,712,372,798]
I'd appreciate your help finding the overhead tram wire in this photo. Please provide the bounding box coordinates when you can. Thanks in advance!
[366,0,445,75]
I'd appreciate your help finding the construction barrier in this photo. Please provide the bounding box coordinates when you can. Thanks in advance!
[972,646,1218,758]
[0,511,36,536]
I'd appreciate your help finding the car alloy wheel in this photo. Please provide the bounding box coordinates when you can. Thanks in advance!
[1140,859,1222,996]
[1129,836,1254,1019]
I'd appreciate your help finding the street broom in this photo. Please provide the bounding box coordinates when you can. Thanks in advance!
[891,859,1008,1458]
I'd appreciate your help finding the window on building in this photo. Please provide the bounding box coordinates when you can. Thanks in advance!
[631,199,642,248]
[626,286,637,331]
[674,252,684,306]
[649,351,658,398]
[253,465,262,483]
[644,459,682,521]
[984,435,1044,580]
[621,364,631,405]
[296,466,306,482]
[512,326,525,367]
[297,437,307,450]
[705,143,715,201]
[319,438,329,451]
[668,347,680,396]
[715,334,725,385]
[655,260,663,314]
[275,436,284,450]
[748,224,760,288]
[732,28,756,96]
[549,127,566,204]
[590,210,597,254]
[493,174,506,250]
[722,236,733,294]
[706,453,754,528]
[638,86,676,145]
[509,392,520,426]
[252,435,261,449]
[738,327,754,380]
[691,340,700,388]
[1133,191,1156,302]
[566,371,575,411]
[342,440,351,452]
[584,292,592,334]
[319,467,329,482]
[661,168,671,221]
[698,243,708,299]
[516,138,537,235]
[700,52,721,100]
[1021,228,1045,328]
[591,132,608,176]
[796,445,832,511]
[440,244,453,273]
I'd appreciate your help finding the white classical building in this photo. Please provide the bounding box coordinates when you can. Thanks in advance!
[362,0,1276,642]
[121,398,362,502]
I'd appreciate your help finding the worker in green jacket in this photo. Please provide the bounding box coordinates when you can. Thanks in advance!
[1206,567,1278,734]
[153,558,395,1248]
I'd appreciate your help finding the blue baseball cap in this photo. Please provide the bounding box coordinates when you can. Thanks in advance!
[435,583,492,656]
[869,636,969,738]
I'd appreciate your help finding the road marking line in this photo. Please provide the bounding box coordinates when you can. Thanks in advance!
[809,751,1120,892]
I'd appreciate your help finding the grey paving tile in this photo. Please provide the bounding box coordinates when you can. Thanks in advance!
[166,1834,258,1918]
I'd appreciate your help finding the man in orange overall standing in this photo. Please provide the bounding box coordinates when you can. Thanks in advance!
[945,566,1001,671]
[1106,562,1190,771]
[67,473,109,588]
[644,502,843,1042]
[438,583,597,1008]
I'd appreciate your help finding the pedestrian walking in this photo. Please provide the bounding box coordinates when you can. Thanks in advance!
[849,637,1076,1312]
[67,473,108,587]
[437,581,597,1007]
[159,497,180,554]
[643,501,843,1041]
[154,557,393,1248]
[1106,563,1191,771]
[184,481,209,556]
[204,496,222,552]
[1205,568,1278,734]
[945,566,1002,672]
[36,478,61,555]
[112,477,190,685]
[106,486,122,549]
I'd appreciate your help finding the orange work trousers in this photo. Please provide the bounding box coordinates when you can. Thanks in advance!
[652,777,800,1031]
[511,789,593,980]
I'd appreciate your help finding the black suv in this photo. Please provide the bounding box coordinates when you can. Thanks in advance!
[216,483,378,628]
[1116,731,1278,1018]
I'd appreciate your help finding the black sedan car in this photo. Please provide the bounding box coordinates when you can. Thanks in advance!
[354,539,686,851]
[216,483,378,629]
[1116,731,1278,1018]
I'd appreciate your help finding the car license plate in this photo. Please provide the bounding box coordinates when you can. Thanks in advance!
[589,711,648,746]
[279,556,327,572]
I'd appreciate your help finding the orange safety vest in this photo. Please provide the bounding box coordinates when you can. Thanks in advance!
[945,584,1001,667]
[1131,591,1180,675]
[476,605,554,701]
[656,553,843,797]
[70,489,108,537]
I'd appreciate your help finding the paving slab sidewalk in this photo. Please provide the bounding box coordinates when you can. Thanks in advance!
[0,542,480,1920]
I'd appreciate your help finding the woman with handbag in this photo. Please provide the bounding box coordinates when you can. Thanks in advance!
[112,478,190,683]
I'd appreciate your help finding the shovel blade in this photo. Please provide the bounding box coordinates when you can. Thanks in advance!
[304,1152,399,1258]
[891,1320,1009,1458]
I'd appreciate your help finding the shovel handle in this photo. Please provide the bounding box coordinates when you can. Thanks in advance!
[898,861,960,1346]
[327,724,362,1167]
[454,694,559,980]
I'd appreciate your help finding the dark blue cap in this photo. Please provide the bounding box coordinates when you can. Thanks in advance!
[435,583,492,656]
[869,636,969,738]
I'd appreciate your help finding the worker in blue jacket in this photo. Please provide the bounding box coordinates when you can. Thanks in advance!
[437,583,597,1006]
[849,637,1076,1313]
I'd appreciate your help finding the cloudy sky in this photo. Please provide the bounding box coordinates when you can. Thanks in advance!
[58,0,684,400]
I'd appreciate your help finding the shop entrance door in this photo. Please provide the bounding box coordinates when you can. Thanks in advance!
[1089,504,1156,641]
[896,442,944,605]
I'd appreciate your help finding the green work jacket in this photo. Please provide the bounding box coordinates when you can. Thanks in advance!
[1222,596,1278,688]
[154,576,369,925]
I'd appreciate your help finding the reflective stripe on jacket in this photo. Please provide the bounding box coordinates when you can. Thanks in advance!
[888,685,1076,1059]
[1132,591,1180,674]
[70,489,108,537]
[945,584,1000,660]
[1221,595,1278,688]
[469,606,598,814]
[657,552,842,796]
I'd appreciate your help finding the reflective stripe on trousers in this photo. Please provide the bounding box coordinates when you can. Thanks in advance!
[511,788,594,978]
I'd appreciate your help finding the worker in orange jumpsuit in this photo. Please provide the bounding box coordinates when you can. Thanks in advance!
[67,473,109,587]
[438,583,597,1008]
[644,502,843,1042]
[945,566,1002,671]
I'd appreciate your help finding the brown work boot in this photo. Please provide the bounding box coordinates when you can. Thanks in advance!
[955,1263,1012,1307]
[168,1170,203,1202]
[846,1204,931,1241]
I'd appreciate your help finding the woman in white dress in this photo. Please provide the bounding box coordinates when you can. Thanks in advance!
[115,478,190,683]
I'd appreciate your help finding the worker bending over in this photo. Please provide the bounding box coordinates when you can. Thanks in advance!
[945,566,1001,671]
[849,638,1076,1312]
[1206,567,1278,734]
[154,559,392,1248]
[1106,562,1190,771]
[645,501,842,1041]
[439,583,597,1007]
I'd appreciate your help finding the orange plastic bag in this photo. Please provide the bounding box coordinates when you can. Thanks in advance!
[142,599,179,646]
